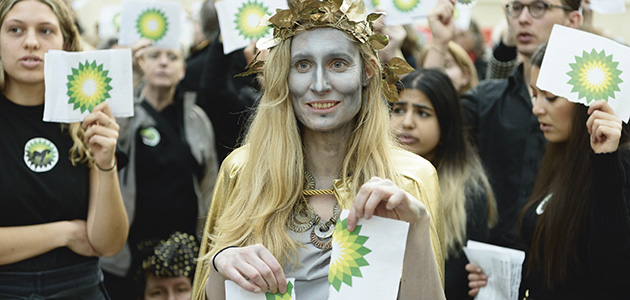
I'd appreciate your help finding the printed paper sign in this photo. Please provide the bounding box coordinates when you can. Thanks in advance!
[328,210,409,299]
[44,49,134,123]
[537,25,630,123]
[463,240,525,300]
[118,0,182,49]
[215,0,288,55]
[98,5,122,39]
[589,0,626,14]
[225,278,296,300]
[379,0,439,26]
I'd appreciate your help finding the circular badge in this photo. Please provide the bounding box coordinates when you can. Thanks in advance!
[24,137,59,173]
[140,127,161,147]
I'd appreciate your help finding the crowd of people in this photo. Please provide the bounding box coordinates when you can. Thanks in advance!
[0,0,628,299]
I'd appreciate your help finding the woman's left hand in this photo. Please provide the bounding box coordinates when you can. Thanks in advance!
[347,177,426,231]
[587,100,622,154]
[82,102,119,170]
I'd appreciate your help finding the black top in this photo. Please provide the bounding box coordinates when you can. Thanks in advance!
[131,99,197,251]
[445,186,491,300]
[0,92,92,272]
[461,65,546,249]
[519,151,630,299]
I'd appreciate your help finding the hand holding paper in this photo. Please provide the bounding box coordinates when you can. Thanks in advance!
[82,102,119,170]
[348,176,426,231]
[586,100,623,153]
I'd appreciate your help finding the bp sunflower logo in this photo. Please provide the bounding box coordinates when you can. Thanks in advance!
[328,218,372,292]
[371,0,380,6]
[393,0,420,12]
[66,60,113,113]
[265,281,293,300]
[567,49,623,103]
[140,127,161,147]
[234,0,270,40]
[136,8,169,41]
[24,137,59,173]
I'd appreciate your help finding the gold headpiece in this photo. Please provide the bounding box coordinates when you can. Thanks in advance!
[241,0,413,102]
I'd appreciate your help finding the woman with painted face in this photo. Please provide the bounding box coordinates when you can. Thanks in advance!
[391,68,497,300]
[190,1,446,299]
[0,0,128,298]
[467,44,630,299]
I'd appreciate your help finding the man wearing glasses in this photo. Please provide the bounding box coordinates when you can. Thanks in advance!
[455,0,582,250]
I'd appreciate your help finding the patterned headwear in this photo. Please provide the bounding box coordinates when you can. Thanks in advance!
[137,231,199,279]
[240,0,413,102]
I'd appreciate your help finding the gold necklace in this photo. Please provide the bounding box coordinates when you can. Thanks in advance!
[287,171,340,250]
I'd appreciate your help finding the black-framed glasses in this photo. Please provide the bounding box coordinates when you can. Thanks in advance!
[505,1,573,18]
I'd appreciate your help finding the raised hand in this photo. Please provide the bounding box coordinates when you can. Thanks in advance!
[587,100,622,154]
[82,102,119,171]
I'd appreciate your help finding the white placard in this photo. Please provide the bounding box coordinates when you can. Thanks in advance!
[44,49,134,123]
[537,25,630,123]
[118,0,182,49]
[225,278,296,300]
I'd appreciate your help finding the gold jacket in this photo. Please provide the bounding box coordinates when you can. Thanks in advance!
[191,146,444,299]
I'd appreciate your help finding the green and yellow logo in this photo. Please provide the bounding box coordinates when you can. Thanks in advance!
[113,12,121,31]
[234,0,270,40]
[265,281,293,300]
[371,0,380,6]
[329,218,372,292]
[24,137,59,172]
[66,60,113,113]
[567,49,623,103]
[137,8,169,41]
[393,0,420,12]
[140,127,161,147]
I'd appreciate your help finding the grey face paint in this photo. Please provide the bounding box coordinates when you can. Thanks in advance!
[289,28,364,134]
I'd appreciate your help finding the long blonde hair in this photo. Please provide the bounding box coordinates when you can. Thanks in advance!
[0,0,91,165]
[207,31,404,265]
[417,41,479,95]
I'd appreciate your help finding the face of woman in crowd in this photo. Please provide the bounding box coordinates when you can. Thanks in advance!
[144,273,192,300]
[390,89,441,161]
[139,47,186,89]
[289,28,365,134]
[531,66,574,142]
[0,0,64,86]
[443,52,469,93]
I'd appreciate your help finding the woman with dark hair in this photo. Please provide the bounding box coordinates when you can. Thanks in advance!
[391,68,497,300]
[467,44,630,299]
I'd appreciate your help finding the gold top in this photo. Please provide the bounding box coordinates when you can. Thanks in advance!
[191,146,445,300]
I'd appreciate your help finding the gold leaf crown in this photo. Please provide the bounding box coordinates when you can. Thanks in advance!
[240,0,414,102]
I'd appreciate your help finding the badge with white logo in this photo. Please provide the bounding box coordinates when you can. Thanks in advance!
[140,127,161,147]
[24,137,59,172]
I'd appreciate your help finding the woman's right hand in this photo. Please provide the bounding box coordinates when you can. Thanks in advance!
[465,263,488,297]
[64,220,99,257]
[213,244,287,294]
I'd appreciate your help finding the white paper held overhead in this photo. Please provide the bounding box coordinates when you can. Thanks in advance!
[537,25,630,123]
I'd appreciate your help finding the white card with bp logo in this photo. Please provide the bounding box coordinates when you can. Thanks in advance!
[43,49,134,123]
[118,0,182,49]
